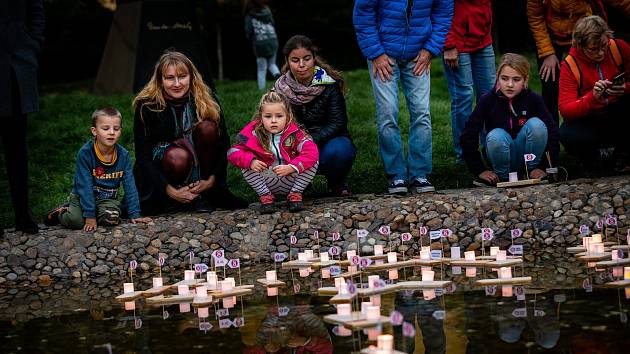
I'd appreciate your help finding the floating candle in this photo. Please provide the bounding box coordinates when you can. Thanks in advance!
[298,252,307,261]
[337,303,351,316]
[465,251,476,261]
[451,246,461,259]
[496,250,507,261]
[266,270,277,282]
[423,289,436,300]
[184,270,195,281]
[206,272,217,290]
[320,253,330,262]
[422,270,435,281]
[152,277,163,288]
[374,245,384,256]
[388,269,398,280]
[178,284,190,295]
[370,295,381,306]
[267,287,278,296]
[366,305,380,320]
[123,283,134,294]
[377,334,394,350]
[196,285,208,298]
[420,249,431,260]
[299,268,309,277]
[466,267,476,277]
[321,268,330,279]
[502,286,513,297]
[198,307,209,318]
[361,301,371,316]
[499,267,512,279]
[124,301,135,311]
[592,234,602,243]
[304,250,314,259]
[490,247,499,256]
[368,275,380,288]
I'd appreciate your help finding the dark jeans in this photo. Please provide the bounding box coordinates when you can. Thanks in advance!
[1,75,31,224]
[537,44,570,125]
[560,96,630,161]
[317,136,356,189]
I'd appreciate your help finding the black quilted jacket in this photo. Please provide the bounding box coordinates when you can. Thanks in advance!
[290,83,352,147]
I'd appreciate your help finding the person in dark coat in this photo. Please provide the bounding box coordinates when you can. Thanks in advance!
[244,0,281,90]
[0,0,44,235]
[133,51,247,215]
[461,53,559,186]
[274,35,356,196]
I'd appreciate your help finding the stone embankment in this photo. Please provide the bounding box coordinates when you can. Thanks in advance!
[1,176,628,284]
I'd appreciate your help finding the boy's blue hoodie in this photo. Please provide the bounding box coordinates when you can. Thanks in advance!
[71,140,141,219]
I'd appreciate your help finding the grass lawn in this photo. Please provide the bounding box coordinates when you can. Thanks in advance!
[0,55,574,227]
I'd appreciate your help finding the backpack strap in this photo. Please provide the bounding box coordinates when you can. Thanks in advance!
[608,38,624,69]
[564,54,582,92]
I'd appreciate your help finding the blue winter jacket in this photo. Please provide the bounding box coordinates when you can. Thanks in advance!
[353,0,454,60]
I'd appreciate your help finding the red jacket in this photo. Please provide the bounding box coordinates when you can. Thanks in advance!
[227,120,319,173]
[558,39,630,121]
[444,0,493,52]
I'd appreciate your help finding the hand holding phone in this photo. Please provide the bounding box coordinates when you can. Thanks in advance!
[605,72,626,97]
[612,72,626,86]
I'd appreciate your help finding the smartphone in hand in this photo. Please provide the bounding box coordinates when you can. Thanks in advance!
[612,72,626,86]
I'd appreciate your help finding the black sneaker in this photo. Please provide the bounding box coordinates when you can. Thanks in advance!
[193,198,215,213]
[410,177,435,193]
[44,202,69,226]
[388,179,408,195]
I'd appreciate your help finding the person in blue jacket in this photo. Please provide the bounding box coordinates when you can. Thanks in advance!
[44,107,152,231]
[353,0,453,195]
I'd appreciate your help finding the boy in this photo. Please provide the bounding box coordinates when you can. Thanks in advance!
[45,107,151,231]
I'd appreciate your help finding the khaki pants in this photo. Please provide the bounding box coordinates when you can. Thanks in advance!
[59,194,121,229]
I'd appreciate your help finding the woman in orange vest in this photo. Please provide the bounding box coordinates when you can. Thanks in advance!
[558,16,630,174]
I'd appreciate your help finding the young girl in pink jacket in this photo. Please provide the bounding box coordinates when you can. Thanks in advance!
[228,91,319,213]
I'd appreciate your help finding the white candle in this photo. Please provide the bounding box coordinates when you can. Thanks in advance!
[367,327,381,341]
[420,249,431,260]
[222,297,234,308]
[624,267,630,280]
[298,252,306,261]
[266,270,277,282]
[321,268,330,279]
[502,286,513,297]
[592,243,604,254]
[226,277,235,288]
[267,287,278,296]
[466,267,476,277]
[178,284,190,295]
[335,277,345,290]
[219,280,232,292]
[592,234,602,243]
[490,247,499,256]
[450,246,461,259]
[123,282,135,293]
[206,273,217,290]
[465,251,476,261]
[179,303,190,313]
[612,250,619,261]
[388,269,398,280]
[346,250,356,260]
[336,303,351,316]
[299,268,309,277]
[423,289,436,300]
[422,270,435,281]
[509,172,518,182]
[377,334,394,350]
[366,305,380,320]
[496,250,507,261]
[361,301,371,317]
[184,270,195,281]
[124,301,135,311]
[374,245,384,255]
[368,275,380,288]
[387,252,397,263]
[197,307,209,318]
[196,285,208,298]
[152,277,163,288]
[499,267,512,279]
[320,253,330,262]
[305,250,314,259]
[370,295,381,306]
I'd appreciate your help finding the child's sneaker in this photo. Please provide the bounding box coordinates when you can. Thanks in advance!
[101,209,120,226]
[410,177,435,193]
[388,179,408,195]
[259,194,276,214]
[287,192,303,212]
[44,202,69,226]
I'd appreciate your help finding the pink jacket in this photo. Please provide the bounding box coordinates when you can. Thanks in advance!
[227,120,319,173]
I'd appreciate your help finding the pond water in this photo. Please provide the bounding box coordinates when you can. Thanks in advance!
[1,257,629,354]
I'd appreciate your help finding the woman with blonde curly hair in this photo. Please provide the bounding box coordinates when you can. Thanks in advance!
[133,51,246,214]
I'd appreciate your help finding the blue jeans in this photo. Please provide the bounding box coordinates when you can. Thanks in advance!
[485,117,548,180]
[443,45,496,162]
[256,54,280,90]
[368,58,432,182]
[317,136,356,188]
